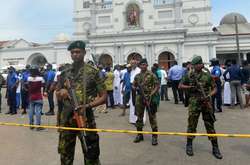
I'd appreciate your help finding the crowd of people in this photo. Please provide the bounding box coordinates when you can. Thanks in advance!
[0,64,58,130]
[1,40,250,164]
[1,56,250,128]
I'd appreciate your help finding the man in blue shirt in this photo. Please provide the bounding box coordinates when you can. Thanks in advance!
[20,64,30,114]
[44,64,56,115]
[6,66,19,115]
[223,59,243,109]
[120,64,132,116]
[210,58,222,112]
[168,61,184,104]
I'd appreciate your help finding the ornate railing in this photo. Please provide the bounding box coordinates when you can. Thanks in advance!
[101,1,112,9]
[154,0,174,6]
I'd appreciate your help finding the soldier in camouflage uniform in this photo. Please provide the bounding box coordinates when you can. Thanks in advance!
[132,58,160,145]
[56,40,107,165]
[179,56,223,159]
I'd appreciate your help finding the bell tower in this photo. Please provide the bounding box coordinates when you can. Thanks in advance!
[73,0,93,41]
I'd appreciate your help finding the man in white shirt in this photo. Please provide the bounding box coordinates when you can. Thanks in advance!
[160,67,169,101]
[113,65,122,106]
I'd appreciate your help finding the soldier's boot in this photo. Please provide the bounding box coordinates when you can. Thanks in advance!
[45,109,55,116]
[186,139,194,156]
[211,139,223,159]
[152,128,158,146]
[134,134,144,143]
[152,135,158,146]
[134,128,144,143]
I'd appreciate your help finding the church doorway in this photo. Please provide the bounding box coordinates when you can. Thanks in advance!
[27,53,47,67]
[247,52,250,63]
[158,52,175,70]
[99,54,113,68]
[127,53,142,63]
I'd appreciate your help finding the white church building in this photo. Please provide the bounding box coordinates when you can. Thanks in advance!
[0,0,250,69]
[73,0,217,68]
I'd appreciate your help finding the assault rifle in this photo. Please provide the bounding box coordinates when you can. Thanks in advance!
[65,78,88,153]
[192,73,216,122]
[137,84,153,114]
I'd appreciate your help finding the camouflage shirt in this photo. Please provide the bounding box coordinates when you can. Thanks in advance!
[181,69,215,99]
[134,70,159,98]
[58,63,105,127]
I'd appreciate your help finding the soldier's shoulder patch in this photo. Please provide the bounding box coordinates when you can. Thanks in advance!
[86,63,97,70]
[202,67,210,74]
[85,63,98,74]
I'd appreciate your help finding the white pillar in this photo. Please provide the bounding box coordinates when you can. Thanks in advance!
[144,42,147,59]
[177,42,183,64]
[121,44,125,64]
[54,51,57,64]
[243,52,247,60]
[208,44,216,60]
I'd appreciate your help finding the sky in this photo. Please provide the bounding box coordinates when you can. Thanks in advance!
[0,0,249,43]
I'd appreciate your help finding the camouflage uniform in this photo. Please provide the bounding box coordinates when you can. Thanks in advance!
[133,70,159,133]
[180,56,222,159]
[181,69,217,140]
[57,63,105,165]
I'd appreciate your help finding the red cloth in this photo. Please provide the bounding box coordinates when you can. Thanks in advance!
[28,76,44,101]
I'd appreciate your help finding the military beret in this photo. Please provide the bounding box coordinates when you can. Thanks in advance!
[30,65,39,70]
[191,56,203,65]
[67,40,86,51]
[139,58,148,65]
[210,58,219,62]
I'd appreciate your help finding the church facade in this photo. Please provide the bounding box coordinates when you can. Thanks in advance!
[73,0,217,68]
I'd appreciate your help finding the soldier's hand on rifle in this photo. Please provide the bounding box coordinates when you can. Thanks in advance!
[56,89,70,100]
[75,104,87,111]
[204,94,212,102]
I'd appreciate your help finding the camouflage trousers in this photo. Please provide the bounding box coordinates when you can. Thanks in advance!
[135,98,158,131]
[187,98,217,140]
[58,130,101,165]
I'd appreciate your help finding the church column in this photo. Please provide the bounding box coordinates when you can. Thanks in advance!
[243,52,247,60]
[152,41,157,63]
[174,0,183,28]
[208,43,216,60]
[177,42,184,64]
[144,42,147,59]
[113,44,116,65]
[90,2,97,33]
[54,51,57,64]
[120,44,124,64]
[117,45,121,65]
[148,43,153,67]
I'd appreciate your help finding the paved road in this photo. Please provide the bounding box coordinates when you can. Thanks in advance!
[1,94,250,165]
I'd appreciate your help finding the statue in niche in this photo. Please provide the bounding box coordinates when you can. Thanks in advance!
[127,4,140,26]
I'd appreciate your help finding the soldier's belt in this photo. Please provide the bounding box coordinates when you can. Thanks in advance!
[1,122,250,138]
